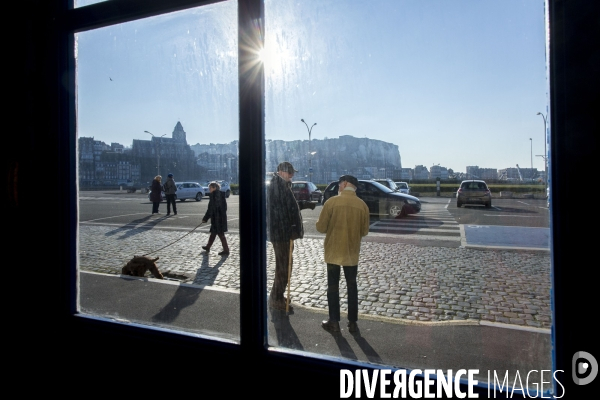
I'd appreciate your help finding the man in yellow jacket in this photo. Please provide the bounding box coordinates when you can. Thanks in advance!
[316,175,370,333]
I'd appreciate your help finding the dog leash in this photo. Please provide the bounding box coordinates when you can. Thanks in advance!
[140,221,206,257]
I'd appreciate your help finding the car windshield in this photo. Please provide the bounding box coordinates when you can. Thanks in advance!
[368,181,394,193]
[397,183,407,189]
[462,181,487,190]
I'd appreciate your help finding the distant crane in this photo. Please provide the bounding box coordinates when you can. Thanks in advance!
[515,164,524,182]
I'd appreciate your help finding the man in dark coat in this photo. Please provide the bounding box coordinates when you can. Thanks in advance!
[267,161,315,311]
[163,173,178,216]
[202,181,230,256]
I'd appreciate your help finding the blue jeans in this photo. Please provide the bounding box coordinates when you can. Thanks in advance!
[326,263,358,322]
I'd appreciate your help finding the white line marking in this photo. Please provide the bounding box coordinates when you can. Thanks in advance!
[482,215,545,218]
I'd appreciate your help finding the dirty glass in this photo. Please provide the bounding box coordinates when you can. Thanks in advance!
[263,0,552,394]
[75,1,241,343]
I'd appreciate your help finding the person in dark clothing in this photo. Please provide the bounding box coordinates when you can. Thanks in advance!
[201,181,230,256]
[267,161,316,311]
[150,175,163,215]
[163,173,177,216]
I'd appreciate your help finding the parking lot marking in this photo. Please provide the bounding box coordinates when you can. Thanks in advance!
[483,214,543,218]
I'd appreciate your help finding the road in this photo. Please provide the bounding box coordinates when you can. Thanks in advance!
[79,191,550,250]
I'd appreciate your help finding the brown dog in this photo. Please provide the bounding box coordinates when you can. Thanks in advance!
[121,256,164,279]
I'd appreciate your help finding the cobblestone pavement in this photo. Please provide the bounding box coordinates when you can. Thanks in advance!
[79,224,552,329]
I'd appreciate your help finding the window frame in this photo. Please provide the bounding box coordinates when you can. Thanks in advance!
[32,0,596,397]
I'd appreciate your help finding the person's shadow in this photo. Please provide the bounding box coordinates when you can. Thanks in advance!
[349,329,383,364]
[105,215,168,240]
[151,284,201,323]
[150,248,229,324]
[191,251,227,286]
[321,325,359,360]
[269,308,304,350]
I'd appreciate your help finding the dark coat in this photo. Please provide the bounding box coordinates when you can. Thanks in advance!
[163,177,177,195]
[203,189,228,234]
[150,179,163,203]
[267,173,310,243]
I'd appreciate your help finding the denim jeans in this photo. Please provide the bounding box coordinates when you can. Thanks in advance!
[326,263,358,322]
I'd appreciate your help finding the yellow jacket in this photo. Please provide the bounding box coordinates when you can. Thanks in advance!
[316,189,370,266]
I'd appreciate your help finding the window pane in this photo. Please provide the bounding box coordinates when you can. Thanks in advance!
[76,1,241,343]
[264,0,551,392]
[75,0,109,8]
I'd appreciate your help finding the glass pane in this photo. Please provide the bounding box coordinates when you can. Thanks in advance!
[75,0,110,8]
[76,1,241,343]
[264,0,551,393]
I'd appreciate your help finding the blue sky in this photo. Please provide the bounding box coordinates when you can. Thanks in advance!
[76,0,548,173]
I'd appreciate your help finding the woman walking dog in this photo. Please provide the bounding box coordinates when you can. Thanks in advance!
[201,181,230,256]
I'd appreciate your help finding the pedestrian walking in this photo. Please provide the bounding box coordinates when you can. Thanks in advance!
[201,181,230,256]
[316,175,370,333]
[267,161,316,312]
[163,173,178,216]
[150,175,163,215]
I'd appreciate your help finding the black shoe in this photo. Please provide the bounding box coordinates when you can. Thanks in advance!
[174,212,177,215]
[321,320,340,333]
[348,321,358,333]
[166,213,170,216]
[218,250,230,256]
[202,246,210,252]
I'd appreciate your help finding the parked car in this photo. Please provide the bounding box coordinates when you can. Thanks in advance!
[456,180,492,208]
[291,181,322,203]
[394,181,410,194]
[322,179,421,218]
[176,181,208,201]
[206,180,231,198]
[148,181,207,202]
[372,178,399,191]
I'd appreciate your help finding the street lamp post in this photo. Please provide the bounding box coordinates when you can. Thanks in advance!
[529,138,533,181]
[145,130,166,177]
[301,119,317,182]
[537,112,548,190]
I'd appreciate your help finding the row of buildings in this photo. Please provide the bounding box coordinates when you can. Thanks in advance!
[79,122,543,187]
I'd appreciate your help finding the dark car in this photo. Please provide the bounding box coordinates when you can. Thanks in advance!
[456,180,492,208]
[291,181,322,203]
[322,179,421,218]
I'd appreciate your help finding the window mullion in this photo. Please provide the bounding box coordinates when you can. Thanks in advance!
[238,0,268,356]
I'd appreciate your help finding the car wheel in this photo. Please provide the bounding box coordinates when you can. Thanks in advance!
[226,190,230,198]
[457,201,462,207]
[195,193,202,202]
[399,205,407,218]
[485,201,491,208]
[388,203,403,218]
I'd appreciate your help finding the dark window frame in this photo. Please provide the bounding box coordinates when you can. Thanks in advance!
[13,0,595,397]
